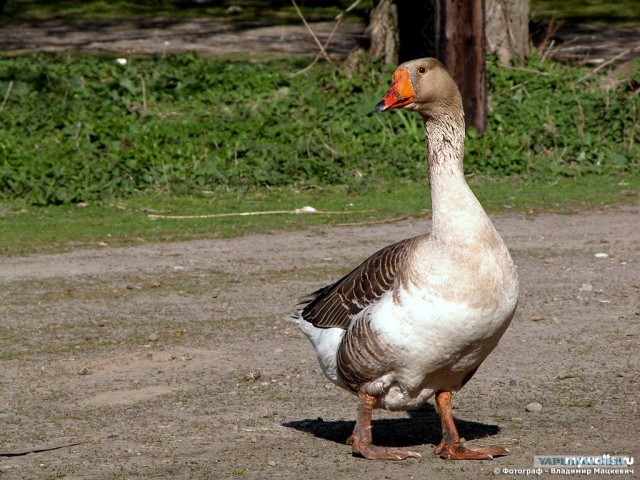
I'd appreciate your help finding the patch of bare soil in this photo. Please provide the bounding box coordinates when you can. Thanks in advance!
[0,204,638,479]
[0,18,364,58]
[1,16,638,66]
[537,22,640,65]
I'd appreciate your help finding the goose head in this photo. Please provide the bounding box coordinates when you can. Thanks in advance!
[374,58,463,121]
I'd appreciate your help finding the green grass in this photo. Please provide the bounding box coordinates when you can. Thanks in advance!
[1,175,638,256]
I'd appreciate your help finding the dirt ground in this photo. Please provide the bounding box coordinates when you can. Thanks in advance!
[1,203,638,479]
[0,18,365,58]
[1,17,639,64]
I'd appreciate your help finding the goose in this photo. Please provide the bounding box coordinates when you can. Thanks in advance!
[293,58,519,461]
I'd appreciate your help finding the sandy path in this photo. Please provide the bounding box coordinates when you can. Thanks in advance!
[1,204,638,478]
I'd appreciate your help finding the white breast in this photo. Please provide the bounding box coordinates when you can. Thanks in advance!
[368,273,517,409]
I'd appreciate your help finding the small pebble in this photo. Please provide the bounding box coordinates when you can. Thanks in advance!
[227,5,243,14]
[78,367,92,375]
[594,252,608,259]
[148,333,159,342]
[243,371,261,382]
[526,402,543,413]
[580,283,593,291]
[267,460,277,467]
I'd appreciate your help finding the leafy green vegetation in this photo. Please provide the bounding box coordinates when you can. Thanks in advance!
[473,56,640,178]
[0,53,638,206]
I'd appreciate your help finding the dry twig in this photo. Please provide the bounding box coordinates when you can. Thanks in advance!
[148,207,374,220]
[336,214,411,227]
[501,65,551,76]
[577,46,640,83]
[290,0,334,66]
[139,74,147,112]
[0,80,13,112]
[290,0,364,77]
[0,440,85,457]
[536,17,563,55]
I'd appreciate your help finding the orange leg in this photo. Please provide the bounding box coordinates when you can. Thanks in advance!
[347,391,422,460]
[434,390,509,460]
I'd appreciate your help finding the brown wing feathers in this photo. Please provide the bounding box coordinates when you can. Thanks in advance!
[298,236,422,330]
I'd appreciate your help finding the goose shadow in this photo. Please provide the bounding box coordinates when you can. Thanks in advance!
[284,403,500,449]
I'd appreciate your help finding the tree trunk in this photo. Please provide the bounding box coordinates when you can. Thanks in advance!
[436,0,487,132]
[485,0,530,64]
[365,0,400,65]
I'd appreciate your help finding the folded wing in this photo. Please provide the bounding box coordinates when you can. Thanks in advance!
[298,235,423,330]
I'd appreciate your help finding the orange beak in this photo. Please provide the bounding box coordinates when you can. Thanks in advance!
[374,68,415,113]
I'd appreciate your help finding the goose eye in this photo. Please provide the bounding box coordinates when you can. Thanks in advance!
[417,67,426,75]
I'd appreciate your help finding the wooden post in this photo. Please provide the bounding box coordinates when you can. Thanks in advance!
[397,0,487,131]
[438,0,487,132]
[374,0,489,132]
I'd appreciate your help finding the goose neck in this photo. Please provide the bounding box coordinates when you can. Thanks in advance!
[423,115,489,242]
